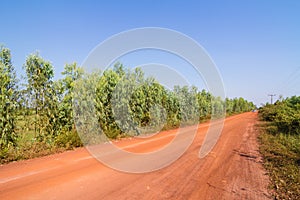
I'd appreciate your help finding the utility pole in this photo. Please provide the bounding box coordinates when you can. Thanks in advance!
[268,94,276,104]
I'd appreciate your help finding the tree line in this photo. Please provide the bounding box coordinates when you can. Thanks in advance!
[0,45,256,159]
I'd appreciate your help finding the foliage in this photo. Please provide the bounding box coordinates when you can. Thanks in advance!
[58,63,84,131]
[225,97,256,115]
[0,46,255,163]
[0,46,18,150]
[74,70,104,144]
[52,63,84,140]
[23,53,54,138]
[91,64,255,138]
[259,96,300,135]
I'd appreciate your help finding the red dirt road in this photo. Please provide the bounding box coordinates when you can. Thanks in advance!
[0,112,271,200]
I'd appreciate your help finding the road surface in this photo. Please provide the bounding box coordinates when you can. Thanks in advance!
[0,112,271,199]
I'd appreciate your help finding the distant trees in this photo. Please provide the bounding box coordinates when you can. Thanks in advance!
[226,97,255,115]
[91,65,255,139]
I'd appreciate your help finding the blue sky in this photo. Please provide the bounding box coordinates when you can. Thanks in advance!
[1,0,300,106]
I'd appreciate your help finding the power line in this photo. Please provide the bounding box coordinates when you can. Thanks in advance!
[278,66,300,93]
[268,94,276,104]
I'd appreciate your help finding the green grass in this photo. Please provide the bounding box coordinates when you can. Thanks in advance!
[258,123,300,200]
[0,114,82,164]
[0,131,82,164]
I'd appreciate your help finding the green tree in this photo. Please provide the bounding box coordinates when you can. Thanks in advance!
[51,63,84,148]
[197,89,213,119]
[58,63,83,131]
[95,67,122,138]
[212,96,225,117]
[0,46,18,149]
[24,53,54,138]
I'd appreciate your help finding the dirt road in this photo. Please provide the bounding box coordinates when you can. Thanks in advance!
[0,112,271,200]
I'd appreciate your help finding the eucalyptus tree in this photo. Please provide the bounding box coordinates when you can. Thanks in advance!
[58,63,84,132]
[95,67,122,138]
[24,53,54,138]
[165,89,181,127]
[173,86,200,124]
[0,46,18,149]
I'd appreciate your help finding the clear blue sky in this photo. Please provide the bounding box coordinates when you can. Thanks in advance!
[1,0,300,106]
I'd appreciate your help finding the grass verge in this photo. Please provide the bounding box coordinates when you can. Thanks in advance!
[258,122,300,199]
[0,130,82,164]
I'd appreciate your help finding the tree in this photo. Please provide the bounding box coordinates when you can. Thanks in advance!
[0,46,18,149]
[24,53,54,137]
[197,89,212,119]
[58,63,83,132]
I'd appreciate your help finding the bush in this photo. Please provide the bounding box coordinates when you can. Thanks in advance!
[55,130,83,149]
[259,96,300,135]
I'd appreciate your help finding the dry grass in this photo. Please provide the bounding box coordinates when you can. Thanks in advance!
[258,124,300,200]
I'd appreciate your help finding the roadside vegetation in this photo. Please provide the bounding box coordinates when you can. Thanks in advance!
[0,45,256,164]
[259,96,300,199]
